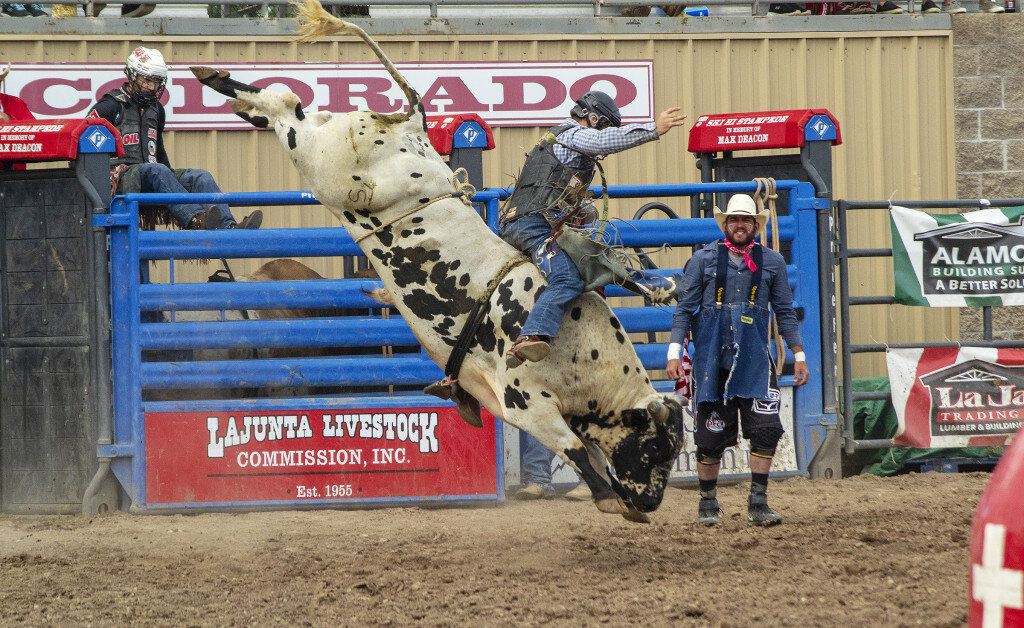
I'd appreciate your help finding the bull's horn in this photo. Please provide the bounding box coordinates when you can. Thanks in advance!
[647,399,670,424]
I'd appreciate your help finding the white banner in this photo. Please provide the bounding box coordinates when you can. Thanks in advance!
[890,204,1024,307]
[2,61,655,130]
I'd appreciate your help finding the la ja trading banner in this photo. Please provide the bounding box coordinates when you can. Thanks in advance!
[890,204,1024,306]
[887,347,1024,448]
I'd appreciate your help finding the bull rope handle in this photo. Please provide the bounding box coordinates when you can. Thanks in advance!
[451,167,476,204]
[753,177,785,377]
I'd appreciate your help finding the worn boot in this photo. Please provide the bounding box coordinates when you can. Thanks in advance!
[231,210,263,229]
[697,488,720,526]
[747,483,783,527]
[187,206,221,230]
[505,335,550,368]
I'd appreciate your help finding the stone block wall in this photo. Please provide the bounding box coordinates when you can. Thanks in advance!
[953,14,1024,340]
[953,15,1024,199]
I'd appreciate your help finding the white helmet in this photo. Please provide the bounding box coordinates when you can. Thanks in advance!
[124,47,167,104]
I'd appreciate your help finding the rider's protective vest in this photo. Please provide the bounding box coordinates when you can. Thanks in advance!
[97,89,161,168]
[499,122,596,224]
[691,244,773,403]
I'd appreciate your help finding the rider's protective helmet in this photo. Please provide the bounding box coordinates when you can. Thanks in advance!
[571,91,621,130]
[124,46,167,105]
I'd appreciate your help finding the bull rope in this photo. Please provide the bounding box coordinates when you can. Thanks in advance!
[354,168,477,244]
[442,253,529,382]
[752,177,786,377]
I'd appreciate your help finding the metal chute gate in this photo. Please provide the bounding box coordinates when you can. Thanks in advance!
[88,179,833,513]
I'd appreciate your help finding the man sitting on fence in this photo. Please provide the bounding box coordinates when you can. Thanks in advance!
[88,47,262,231]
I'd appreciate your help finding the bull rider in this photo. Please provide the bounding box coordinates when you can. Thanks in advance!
[497,90,687,368]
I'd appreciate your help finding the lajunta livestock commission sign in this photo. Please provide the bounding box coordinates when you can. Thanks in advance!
[145,406,499,506]
[1,61,654,130]
[890,204,1024,307]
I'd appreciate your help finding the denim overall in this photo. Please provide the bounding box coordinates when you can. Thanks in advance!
[691,244,772,403]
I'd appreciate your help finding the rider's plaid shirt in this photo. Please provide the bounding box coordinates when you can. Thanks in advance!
[552,118,659,167]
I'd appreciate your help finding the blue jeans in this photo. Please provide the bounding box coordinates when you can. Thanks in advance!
[520,431,556,489]
[500,212,584,338]
[138,163,236,228]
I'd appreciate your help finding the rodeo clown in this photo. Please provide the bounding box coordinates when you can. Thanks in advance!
[666,194,810,527]
[88,47,262,231]
[497,91,687,368]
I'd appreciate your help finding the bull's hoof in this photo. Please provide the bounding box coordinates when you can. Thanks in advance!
[622,508,651,524]
[595,498,627,515]
[423,380,452,401]
[190,66,218,82]
[190,66,259,98]
[452,385,483,428]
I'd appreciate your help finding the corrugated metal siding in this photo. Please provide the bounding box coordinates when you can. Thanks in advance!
[2,30,956,375]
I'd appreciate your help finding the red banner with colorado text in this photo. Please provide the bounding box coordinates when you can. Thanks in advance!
[145,406,498,505]
[887,347,1024,448]
[1,61,654,130]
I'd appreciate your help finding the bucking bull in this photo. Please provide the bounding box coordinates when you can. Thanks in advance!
[190,0,684,523]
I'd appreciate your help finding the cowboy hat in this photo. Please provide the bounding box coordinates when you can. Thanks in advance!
[713,194,768,233]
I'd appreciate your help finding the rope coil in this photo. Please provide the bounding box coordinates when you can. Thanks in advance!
[752,177,786,377]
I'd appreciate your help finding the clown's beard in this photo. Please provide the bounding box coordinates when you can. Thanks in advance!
[726,230,756,247]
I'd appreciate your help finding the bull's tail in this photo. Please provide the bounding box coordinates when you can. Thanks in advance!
[293,0,425,129]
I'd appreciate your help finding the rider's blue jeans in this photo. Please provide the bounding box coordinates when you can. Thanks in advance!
[138,163,236,228]
[499,212,584,338]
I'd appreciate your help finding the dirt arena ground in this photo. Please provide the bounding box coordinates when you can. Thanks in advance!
[0,472,989,626]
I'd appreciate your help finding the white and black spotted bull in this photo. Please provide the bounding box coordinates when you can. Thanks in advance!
[190,0,684,523]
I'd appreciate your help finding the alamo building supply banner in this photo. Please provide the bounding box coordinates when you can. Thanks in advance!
[886,347,1024,449]
[890,204,1024,307]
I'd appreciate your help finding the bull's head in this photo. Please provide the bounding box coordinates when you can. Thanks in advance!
[607,396,685,513]
[572,396,685,514]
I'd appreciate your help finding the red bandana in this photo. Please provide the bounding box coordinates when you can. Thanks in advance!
[724,239,757,272]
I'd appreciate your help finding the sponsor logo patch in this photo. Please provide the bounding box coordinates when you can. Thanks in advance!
[753,387,781,415]
[705,415,725,433]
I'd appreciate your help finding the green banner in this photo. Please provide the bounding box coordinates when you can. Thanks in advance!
[890,205,1024,306]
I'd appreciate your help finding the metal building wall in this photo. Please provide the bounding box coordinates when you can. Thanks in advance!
[2,28,956,375]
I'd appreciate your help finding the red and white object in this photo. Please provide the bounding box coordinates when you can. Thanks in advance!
[673,341,693,403]
[969,428,1024,628]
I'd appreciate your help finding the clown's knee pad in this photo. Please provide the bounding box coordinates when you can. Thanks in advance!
[747,425,784,459]
[696,447,725,466]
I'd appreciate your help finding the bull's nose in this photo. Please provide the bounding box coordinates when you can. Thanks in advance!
[631,495,660,513]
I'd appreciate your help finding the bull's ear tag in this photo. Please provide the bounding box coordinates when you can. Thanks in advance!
[740,315,754,324]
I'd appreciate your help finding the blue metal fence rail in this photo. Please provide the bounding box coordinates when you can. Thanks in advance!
[96,180,831,510]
